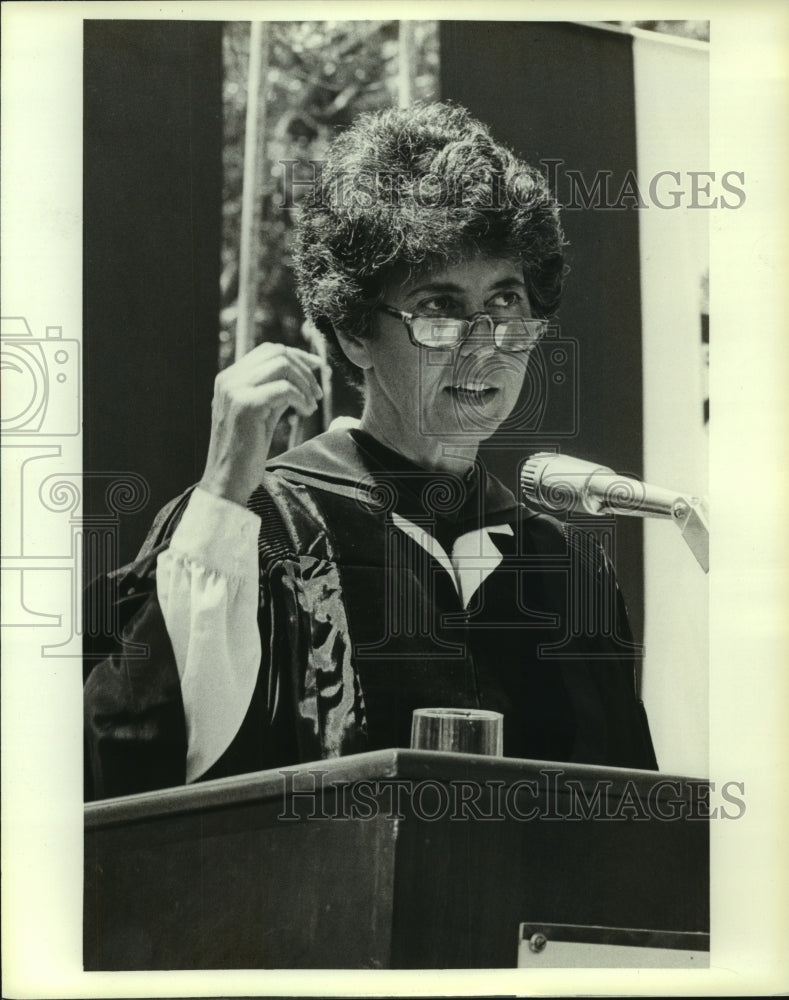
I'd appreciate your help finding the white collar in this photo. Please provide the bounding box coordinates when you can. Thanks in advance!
[390,512,513,609]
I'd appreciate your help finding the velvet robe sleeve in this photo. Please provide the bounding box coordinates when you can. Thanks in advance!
[83,481,328,801]
[83,492,194,801]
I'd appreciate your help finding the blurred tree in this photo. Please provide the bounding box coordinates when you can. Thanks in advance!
[220,18,703,446]
[221,21,438,351]
[221,21,439,447]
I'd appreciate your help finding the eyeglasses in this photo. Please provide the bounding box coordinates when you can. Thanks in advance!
[376,303,548,352]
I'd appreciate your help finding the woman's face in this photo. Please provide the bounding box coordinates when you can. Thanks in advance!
[348,255,537,469]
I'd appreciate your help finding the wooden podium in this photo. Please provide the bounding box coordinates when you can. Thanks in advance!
[84,749,709,969]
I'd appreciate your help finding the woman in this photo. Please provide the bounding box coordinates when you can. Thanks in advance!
[84,103,657,800]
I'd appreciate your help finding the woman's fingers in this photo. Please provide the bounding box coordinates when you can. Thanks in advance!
[256,358,317,410]
[241,342,324,377]
[256,379,317,419]
[229,344,325,406]
[201,342,327,505]
[281,350,325,401]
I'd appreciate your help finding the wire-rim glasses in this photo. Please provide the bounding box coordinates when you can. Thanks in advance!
[376,303,547,352]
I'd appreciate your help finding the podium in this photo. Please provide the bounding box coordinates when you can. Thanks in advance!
[84,749,709,969]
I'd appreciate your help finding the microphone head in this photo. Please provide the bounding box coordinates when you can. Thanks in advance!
[520,452,556,504]
[522,452,701,523]
[521,452,613,515]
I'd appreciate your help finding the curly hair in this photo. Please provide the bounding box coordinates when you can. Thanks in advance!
[293,102,566,387]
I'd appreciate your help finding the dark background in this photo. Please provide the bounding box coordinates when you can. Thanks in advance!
[83,20,645,640]
[83,20,222,557]
[442,21,644,640]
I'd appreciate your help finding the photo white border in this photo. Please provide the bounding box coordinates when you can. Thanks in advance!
[2,1,787,996]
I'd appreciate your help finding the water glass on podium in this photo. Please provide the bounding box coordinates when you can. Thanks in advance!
[410,707,504,756]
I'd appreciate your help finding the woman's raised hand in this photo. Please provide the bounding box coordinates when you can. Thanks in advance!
[199,342,324,506]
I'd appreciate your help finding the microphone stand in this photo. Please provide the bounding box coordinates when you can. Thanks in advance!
[521,455,710,573]
[666,495,709,573]
[595,488,709,573]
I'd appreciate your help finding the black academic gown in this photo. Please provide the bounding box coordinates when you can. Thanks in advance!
[83,429,657,801]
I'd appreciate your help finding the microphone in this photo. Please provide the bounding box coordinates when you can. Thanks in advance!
[521,452,709,571]
[521,452,694,519]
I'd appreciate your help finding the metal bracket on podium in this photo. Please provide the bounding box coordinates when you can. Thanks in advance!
[517,922,710,968]
[672,495,709,573]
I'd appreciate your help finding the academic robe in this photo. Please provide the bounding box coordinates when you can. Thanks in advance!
[83,429,657,801]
